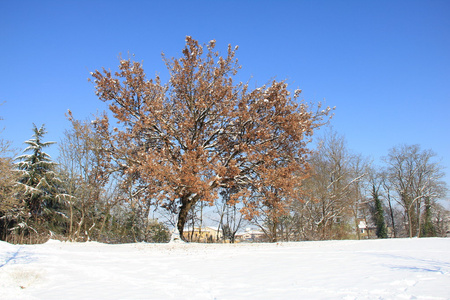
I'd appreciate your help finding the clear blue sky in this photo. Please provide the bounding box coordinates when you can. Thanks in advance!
[1,1,449,190]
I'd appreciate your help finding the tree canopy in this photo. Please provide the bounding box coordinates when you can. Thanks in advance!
[89,37,332,238]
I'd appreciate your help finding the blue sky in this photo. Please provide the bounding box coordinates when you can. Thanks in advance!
[1,0,449,189]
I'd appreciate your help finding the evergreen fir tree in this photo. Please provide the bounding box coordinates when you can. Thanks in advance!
[15,124,66,232]
[421,197,436,237]
[372,185,388,238]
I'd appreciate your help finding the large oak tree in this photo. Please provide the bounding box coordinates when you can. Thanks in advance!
[89,37,331,239]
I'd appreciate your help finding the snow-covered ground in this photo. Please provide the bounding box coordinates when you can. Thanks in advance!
[1,238,449,299]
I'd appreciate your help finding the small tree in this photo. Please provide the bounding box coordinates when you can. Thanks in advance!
[145,220,171,243]
[372,184,388,238]
[0,108,23,241]
[0,138,22,241]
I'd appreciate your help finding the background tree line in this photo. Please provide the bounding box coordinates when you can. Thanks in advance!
[1,122,447,244]
[0,38,448,243]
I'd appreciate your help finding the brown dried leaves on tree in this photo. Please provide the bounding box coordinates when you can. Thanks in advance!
[90,36,332,238]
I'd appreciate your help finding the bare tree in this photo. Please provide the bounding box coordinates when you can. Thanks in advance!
[58,116,121,241]
[293,130,368,240]
[384,144,447,238]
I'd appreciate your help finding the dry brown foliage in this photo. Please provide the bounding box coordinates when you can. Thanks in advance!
[89,37,332,238]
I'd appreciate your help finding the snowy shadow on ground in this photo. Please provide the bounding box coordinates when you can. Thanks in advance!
[389,264,448,274]
[364,252,450,275]
[0,247,36,268]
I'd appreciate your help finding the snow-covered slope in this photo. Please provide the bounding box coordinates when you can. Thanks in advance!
[1,238,449,299]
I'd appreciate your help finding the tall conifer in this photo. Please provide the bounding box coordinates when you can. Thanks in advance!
[15,124,64,227]
[372,185,388,238]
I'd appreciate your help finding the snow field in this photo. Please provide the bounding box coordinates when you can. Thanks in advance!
[1,238,449,299]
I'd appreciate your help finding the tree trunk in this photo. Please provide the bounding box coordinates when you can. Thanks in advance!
[407,208,413,238]
[68,202,73,240]
[416,201,422,237]
[386,192,396,238]
[98,205,110,240]
[271,217,278,242]
[354,217,361,240]
[177,194,197,242]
